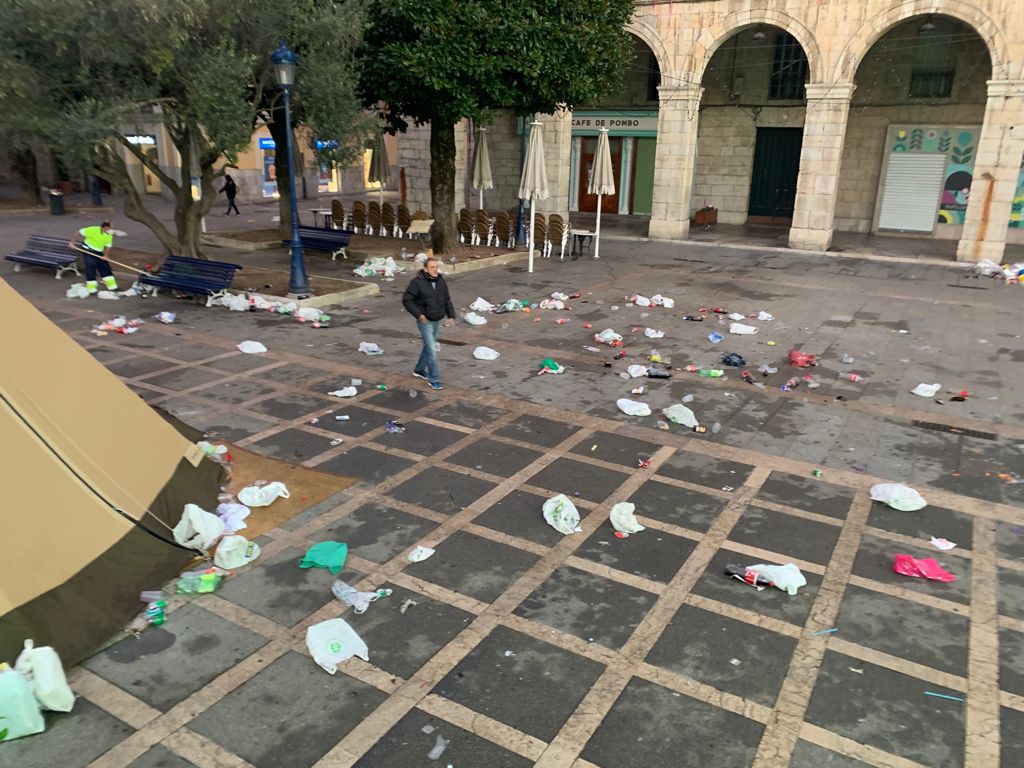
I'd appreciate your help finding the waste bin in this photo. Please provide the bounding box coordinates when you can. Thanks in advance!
[48,190,65,215]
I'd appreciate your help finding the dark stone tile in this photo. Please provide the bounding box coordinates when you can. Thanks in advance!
[407,531,539,602]
[343,583,473,679]
[656,450,755,491]
[728,506,840,565]
[362,387,431,413]
[627,479,729,533]
[128,384,166,402]
[448,438,543,477]
[835,586,968,676]
[215,546,359,627]
[570,431,661,467]
[1002,706,1024,768]
[514,565,657,649]
[325,503,438,563]
[0,699,133,768]
[376,420,466,454]
[995,521,1024,562]
[258,364,333,385]
[806,651,964,767]
[852,534,970,605]
[789,741,873,767]
[428,400,507,429]
[352,705,533,768]
[581,677,763,768]
[999,628,1024,697]
[82,604,268,712]
[999,566,1024,621]
[389,468,496,515]
[756,471,855,519]
[204,353,277,373]
[188,651,388,768]
[138,366,227,392]
[157,343,228,362]
[527,457,628,503]
[89,345,132,361]
[317,446,415,485]
[573,523,697,583]
[867,502,974,550]
[246,392,332,421]
[494,413,580,447]
[474,489,567,547]
[197,412,276,442]
[105,355,178,379]
[190,379,281,405]
[278,490,352,531]
[645,603,797,707]
[313,405,384,437]
[432,625,605,741]
[690,547,821,626]
[250,428,338,462]
[127,745,199,768]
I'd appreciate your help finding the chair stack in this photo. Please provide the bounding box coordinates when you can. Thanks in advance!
[381,203,396,237]
[396,205,412,238]
[330,199,346,230]
[493,211,514,248]
[350,201,366,233]
[367,201,382,236]
[547,214,567,259]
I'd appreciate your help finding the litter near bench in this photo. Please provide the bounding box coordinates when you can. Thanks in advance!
[610,502,645,534]
[892,554,956,582]
[353,256,404,278]
[306,618,369,674]
[358,341,383,355]
[617,398,652,416]
[543,494,582,534]
[236,340,267,354]
[94,315,143,335]
[726,563,807,595]
[870,483,927,511]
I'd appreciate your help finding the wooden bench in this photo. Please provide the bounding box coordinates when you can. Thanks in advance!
[285,226,353,261]
[139,255,242,301]
[5,235,81,279]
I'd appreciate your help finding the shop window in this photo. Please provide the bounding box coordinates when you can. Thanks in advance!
[909,69,955,98]
[646,54,661,101]
[768,32,808,101]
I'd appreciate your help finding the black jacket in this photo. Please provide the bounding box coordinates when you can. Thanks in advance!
[402,270,455,321]
[219,178,237,198]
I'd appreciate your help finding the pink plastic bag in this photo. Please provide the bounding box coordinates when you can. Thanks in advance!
[892,554,956,582]
[788,349,818,368]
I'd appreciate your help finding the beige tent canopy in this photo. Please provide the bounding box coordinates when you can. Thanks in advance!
[0,278,223,666]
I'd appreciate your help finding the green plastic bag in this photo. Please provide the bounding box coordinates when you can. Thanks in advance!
[300,541,348,574]
[0,668,45,742]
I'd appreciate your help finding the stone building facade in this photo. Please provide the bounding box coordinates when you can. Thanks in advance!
[398,0,1024,262]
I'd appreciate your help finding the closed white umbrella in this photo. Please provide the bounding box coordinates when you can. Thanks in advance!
[472,127,493,210]
[368,131,390,212]
[518,120,549,274]
[588,127,615,260]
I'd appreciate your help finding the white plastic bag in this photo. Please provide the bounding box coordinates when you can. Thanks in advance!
[295,307,321,322]
[173,503,225,550]
[328,387,358,398]
[226,294,250,312]
[595,329,622,345]
[911,383,941,398]
[609,502,645,534]
[236,340,267,354]
[216,502,251,533]
[757,311,774,321]
[237,481,289,507]
[407,545,435,562]
[96,290,119,300]
[974,259,1002,276]
[729,323,758,335]
[633,295,651,307]
[469,297,495,312]
[538,298,564,310]
[551,291,569,301]
[464,312,487,326]
[358,341,383,355]
[331,580,392,614]
[869,483,927,511]
[626,364,648,378]
[662,404,698,428]
[747,563,807,595]
[65,283,90,299]
[542,494,582,535]
[616,398,651,416]
[661,298,675,309]
[473,346,499,360]
[214,535,261,569]
[0,668,45,741]
[305,618,369,674]
[728,312,745,321]
[644,328,665,339]
[13,640,75,712]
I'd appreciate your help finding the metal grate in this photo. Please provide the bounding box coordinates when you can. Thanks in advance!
[911,420,997,441]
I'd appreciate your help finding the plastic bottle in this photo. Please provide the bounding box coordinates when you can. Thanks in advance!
[646,368,672,379]
[847,373,862,382]
[697,369,724,378]
[684,364,699,373]
[682,315,705,322]
[725,564,773,588]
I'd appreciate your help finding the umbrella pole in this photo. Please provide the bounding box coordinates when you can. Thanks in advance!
[594,195,603,260]
[528,198,536,273]
[479,190,484,211]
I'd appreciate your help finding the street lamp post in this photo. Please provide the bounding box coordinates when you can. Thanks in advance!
[271,41,309,298]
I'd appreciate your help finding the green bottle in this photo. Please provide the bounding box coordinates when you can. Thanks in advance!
[698,369,724,378]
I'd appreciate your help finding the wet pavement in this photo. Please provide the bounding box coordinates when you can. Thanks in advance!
[3,228,1024,768]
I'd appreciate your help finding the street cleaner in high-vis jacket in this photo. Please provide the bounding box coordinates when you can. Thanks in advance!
[71,220,118,294]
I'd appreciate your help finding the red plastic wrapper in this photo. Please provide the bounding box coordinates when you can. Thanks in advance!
[788,349,818,368]
[892,554,956,582]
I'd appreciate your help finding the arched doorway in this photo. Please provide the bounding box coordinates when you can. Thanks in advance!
[694,26,811,226]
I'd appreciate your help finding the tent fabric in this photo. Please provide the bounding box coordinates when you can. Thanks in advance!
[368,132,390,187]
[518,120,549,274]
[472,128,493,193]
[0,278,223,666]
[588,128,616,196]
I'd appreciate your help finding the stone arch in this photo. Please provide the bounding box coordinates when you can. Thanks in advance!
[626,16,672,80]
[834,0,1009,82]
[680,9,824,86]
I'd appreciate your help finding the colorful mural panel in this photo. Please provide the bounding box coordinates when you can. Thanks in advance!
[1010,159,1024,229]
[890,126,978,225]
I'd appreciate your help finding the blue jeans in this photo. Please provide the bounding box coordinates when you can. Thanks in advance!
[415,320,441,386]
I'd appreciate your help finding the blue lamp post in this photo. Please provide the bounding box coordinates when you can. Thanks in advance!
[271,41,309,297]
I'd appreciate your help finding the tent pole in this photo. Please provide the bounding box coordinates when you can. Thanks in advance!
[528,198,536,273]
[594,195,603,260]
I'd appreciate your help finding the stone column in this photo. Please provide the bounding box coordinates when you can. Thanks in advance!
[648,83,703,240]
[788,83,855,251]
[537,109,573,221]
[957,80,1024,262]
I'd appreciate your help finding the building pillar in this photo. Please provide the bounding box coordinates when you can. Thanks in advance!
[788,83,855,251]
[648,83,702,240]
[537,109,573,221]
[957,80,1024,263]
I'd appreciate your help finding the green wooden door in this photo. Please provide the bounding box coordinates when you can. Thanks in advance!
[747,128,803,219]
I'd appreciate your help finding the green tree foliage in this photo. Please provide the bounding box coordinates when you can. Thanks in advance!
[0,0,367,257]
[358,0,635,252]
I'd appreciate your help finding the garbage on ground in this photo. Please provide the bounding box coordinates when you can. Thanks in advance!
[930,537,957,551]
[646,367,671,379]
[662,404,699,429]
[329,387,358,398]
[358,341,383,356]
[385,420,406,433]
[238,481,290,507]
[300,541,349,574]
[176,567,225,594]
[196,440,230,459]
[537,358,564,374]
[539,298,565,310]
[708,331,723,344]
[726,312,744,321]
[494,298,529,313]
[153,311,176,324]
[626,364,647,378]
[400,598,418,614]
[464,311,487,325]
[840,354,855,364]
[726,563,807,595]
[0,665,46,741]
[757,311,774,321]
[892,554,956,582]
[630,294,652,307]
[173,503,225,550]
[644,328,665,339]
[788,349,818,367]
[408,545,436,562]
[610,502,645,534]
[473,346,499,360]
[236,340,267,354]
[911,382,942,398]
[141,593,167,626]
[870,482,927,511]
[729,323,758,335]
[759,364,778,375]
[95,290,119,300]
[427,733,450,760]
[353,256,404,278]
[617,398,652,416]
[306,618,369,674]
[595,329,624,346]
[332,580,393,614]
[94,315,143,335]
[217,502,250,533]
[13,640,75,712]
[214,535,261,569]
[542,493,582,534]
[65,283,91,299]
[697,369,724,378]
[650,294,675,308]
[468,297,496,314]
[721,352,746,367]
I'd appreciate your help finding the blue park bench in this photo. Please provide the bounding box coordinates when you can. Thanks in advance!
[284,225,353,261]
[5,235,81,279]
[139,255,242,301]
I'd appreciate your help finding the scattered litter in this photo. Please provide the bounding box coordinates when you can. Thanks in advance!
[595,329,624,346]
[0,666,46,740]
[65,282,91,299]
[469,297,495,312]
[616,398,652,417]
[464,311,487,325]
[626,364,647,378]
[729,658,742,666]
[13,640,75,713]
[408,545,435,562]
[729,323,758,335]
[427,733,450,761]
[358,341,383,355]
[422,724,435,734]
[306,618,369,674]
[236,340,267,354]
[725,563,807,595]
[152,311,176,324]
[300,541,349,574]
[911,382,942,398]
[400,598,418,614]
[721,352,746,367]
[811,628,838,636]
[542,494,582,534]
[631,386,645,395]
[504,650,516,657]
[681,394,695,403]
[214,535,261,569]
[727,312,745,321]
[328,387,358,398]
[708,331,723,344]
[930,537,957,551]
[662,404,699,429]
[473,346,499,360]
[175,567,225,594]
[238,481,290,507]
[494,298,529,313]
[537,358,564,375]
[173,504,225,550]
[722,485,734,492]
[385,420,406,433]
[757,311,774,321]
[870,483,927,511]
[788,349,817,367]
[840,354,855,364]
[539,298,564,310]
[551,291,570,301]
[353,256,404,278]
[610,502,645,534]
[631,294,652,307]
[892,554,956,582]
[352,378,363,386]
[94,315,143,334]
[650,294,674,308]
[332,580,393,613]
[850,667,864,674]
[758,364,778,375]
[924,691,965,702]
[644,328,665,339]
[216,502,251,533]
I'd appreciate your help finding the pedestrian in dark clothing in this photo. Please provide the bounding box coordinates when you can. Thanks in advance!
[219,174,240,215]
[401,256,455,390]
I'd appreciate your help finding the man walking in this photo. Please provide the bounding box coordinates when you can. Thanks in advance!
[219,174,240,215]
[71,220,117,295]
[401,256,455,390]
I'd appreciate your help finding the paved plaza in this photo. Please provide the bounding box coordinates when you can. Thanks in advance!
[3,222,1024,767]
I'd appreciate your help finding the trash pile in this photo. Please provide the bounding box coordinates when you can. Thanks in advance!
[353,256,404,279]
[91,315,144,336]
[206,293,331,328]
[975,258,1024,284]
[0,639,76,742]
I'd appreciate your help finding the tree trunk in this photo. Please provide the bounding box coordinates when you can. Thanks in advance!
[429,117,457,253]
[95,148,182,257]
[11,149,40,204]
[268,105,294,237]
